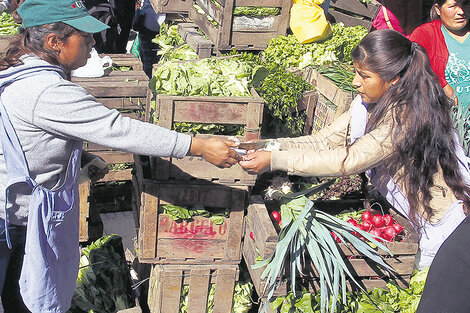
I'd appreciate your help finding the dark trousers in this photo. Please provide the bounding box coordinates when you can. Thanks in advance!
[416,214,470,313]
[138,27,160,78]
[0,219,30,313]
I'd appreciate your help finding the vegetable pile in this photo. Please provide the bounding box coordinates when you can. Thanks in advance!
[152,23,199,63]
[344,211,405,243]
[262,23,368,69]
[68,235,134,313]
[0,12,20,37]
[269,267,428,313]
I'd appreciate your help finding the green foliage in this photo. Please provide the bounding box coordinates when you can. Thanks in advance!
[68,235,134,313]
[270,267,428,312]
[152,23,199,63]
[263,23,368,69]
[159,204,229,225]
[233,6,280,17]
[0,12,20,36]
[255,63,313,137]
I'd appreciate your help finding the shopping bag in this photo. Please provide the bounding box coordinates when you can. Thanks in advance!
[290,0,332,44]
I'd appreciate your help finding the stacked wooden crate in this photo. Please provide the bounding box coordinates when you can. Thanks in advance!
[187,0,291,54]
[73,54,148,242]
[150,0,191,15]
[133,69,264,311]
[328,0,381,31]
[243,196,419,311]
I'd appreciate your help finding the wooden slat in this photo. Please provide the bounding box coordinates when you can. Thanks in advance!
[329,0,381,18]
[79,182,90,242]
[139,184,159,260]
[159,268,183,312]
[187,268,210,313]
[212,267,237,313]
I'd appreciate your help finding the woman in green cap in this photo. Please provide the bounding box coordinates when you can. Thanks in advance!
[0,1,240,312]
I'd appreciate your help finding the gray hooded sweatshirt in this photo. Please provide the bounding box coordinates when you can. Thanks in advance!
[0,55,191,225]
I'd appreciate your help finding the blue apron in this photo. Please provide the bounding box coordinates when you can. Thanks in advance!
[0,66,82,312]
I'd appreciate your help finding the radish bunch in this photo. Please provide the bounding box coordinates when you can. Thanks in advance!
[349,211,404,242]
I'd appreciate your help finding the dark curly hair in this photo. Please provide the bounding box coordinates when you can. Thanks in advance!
[351,29,470,227]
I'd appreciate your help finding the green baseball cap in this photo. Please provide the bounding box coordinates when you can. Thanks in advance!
[17,0,110,33]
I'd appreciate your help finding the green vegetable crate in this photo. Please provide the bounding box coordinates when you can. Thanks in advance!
[243,196,419,302]
[189,0,291,52]
[146,89,264,187]
[328,0,381,31]
[134,174,248,264]
[150,0,191,14]
[147,263,238,313]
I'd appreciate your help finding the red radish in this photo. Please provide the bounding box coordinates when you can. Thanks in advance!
[392,223,404,234]
[347,218,358,227]
[362,220,373,231]
[361,211,372,221]
[383,214,394,226]
[331,231,341,243]
[249,232,254,240]
[383,226,399,241]
[371,214,385,228]
[271,211,281,223]
[369,228,383,240]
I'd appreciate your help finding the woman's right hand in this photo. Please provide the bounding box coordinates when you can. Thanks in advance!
[189,137,242,168]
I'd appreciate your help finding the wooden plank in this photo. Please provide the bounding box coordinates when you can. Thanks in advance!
[139,184,159,260]
[187,268,210,313]
[79,182,90,242]
[329,10,373,30]
[151,0,191,14]
[98,169,133,182]
[212,267,237,313]
[159,268,183,312]
[0,36,12,53]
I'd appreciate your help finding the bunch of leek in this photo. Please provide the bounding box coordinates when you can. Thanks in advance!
[254,180,395,313]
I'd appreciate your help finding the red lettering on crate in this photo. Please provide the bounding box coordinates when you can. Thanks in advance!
[158,215,227,240]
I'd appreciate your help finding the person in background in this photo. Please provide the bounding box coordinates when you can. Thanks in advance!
[133,0,164,78]
[0,0,240,312]
[372,0,423,35]
[239,29,470,272]
[409,0,470,111]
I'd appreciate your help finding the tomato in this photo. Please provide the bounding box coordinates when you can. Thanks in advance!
[361,210,372,221]
[371,214,385,228]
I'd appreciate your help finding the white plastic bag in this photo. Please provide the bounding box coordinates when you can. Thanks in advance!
[71,48,113,78]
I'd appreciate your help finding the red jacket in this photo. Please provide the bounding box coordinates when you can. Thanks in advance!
[409,19,449,88]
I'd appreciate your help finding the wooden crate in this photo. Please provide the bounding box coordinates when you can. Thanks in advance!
[189,0,291,51]
[150,0,191,14]
[178,22,215,58]
[146,78,264,186]
[147,263,238,313]
[301,66,356,132]
[137,179,247,264]
[243,196,419,298]
[72,67,149,182]
[79,182,91,242]
[328,0,381,30]
[100,53,144,71]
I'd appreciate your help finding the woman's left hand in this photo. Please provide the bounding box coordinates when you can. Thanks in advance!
[238,150,271,174]
[87,162,109,182]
